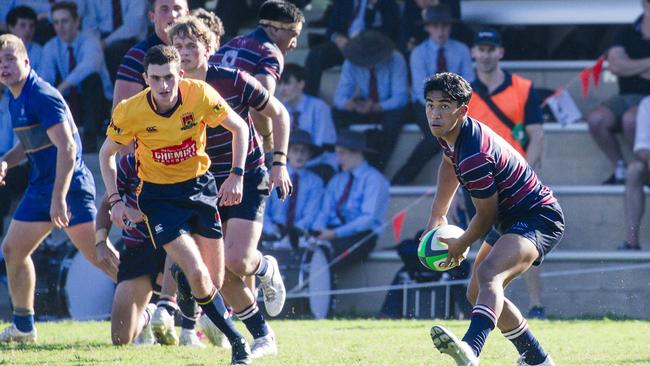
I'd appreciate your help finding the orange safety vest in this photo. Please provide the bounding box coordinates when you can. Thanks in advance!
[468,74,532,157]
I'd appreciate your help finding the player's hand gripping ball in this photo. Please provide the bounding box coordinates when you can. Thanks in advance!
[418,224,468,271]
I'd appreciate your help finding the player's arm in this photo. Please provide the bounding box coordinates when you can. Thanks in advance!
[424,156,460,236]
[217,108,249,206]
[607,46,650,77]
[0,142,26,186]
[46,121,77,228]
[252,74,277,151]
[95,193,120,281]
[525,124,544,171]
[259,95,292,201]
[112,80,143,110]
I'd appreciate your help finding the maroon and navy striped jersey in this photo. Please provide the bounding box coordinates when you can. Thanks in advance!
[116,154,151,248]
[205,65,269,178]
[439,117,556,222]
[210,27,284,81]
[116,34,164,87]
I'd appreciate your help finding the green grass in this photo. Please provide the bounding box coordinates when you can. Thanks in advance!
[0,319,649,365]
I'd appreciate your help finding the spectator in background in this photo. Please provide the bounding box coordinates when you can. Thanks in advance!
[191,7,225,41]
[78,0,148,83]
[620,95,650,250]
[465,28,547,319]
[112,0,189,109]
[332,30,408,171]
[312,130,389,269]
[0,1,57,44]
[399,0,461,55]
[278,63,338,181]
[304,0,400,96]
[39,1,112,152]
[264,130,325,243]
[6,6,42,72]
[211,0,304,153]
[0,85,29,237]
[392,5,473,185]
[587,0,650,185]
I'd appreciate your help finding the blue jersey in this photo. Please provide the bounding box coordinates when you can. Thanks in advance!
[438,117,556,223]
[9,69,91,193]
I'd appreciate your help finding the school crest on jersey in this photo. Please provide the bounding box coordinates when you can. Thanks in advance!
[180,113,197,131]
[213,102,225,115]
[109,119,122,134]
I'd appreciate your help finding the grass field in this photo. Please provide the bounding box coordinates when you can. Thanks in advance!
[0,319,648,365]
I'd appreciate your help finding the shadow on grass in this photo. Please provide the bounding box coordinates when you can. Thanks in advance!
[0,341,111,352]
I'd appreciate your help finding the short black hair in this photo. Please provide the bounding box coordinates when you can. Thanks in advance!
[280,63,306,83]
[258,0,305,23]
[51,1,79,19]
[6,6,37,27]
[423,72,472,105]
[144,45,181,73]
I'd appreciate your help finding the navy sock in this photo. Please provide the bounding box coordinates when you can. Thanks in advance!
[13,308,34,333]
[255,254,269,278]
[503,319,547,365]
[462,304,497,357]
[181,313,197,330]
[195,287,243,343]
[235,303,269,339]
[157,297,177,316]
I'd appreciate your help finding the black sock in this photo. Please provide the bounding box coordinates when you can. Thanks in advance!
[462,304,497,357]
[195,287,243,343]
[503,319,547,365]
[235,302,269,339]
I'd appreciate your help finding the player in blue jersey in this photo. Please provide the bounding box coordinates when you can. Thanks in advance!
[0,34,112,343]
[168,17,292,357]
[422,73,563,366]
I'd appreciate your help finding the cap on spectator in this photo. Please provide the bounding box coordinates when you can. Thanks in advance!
[474,28,502,47]
[343,30,394,68]
[336,129,373,152]
[423,5,454,25]
[289,129,315,147]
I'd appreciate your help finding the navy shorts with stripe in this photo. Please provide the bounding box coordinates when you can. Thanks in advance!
[137,172,223,247]
[490,201,565,266]
[117,241,166,284]
[215,167,270,223]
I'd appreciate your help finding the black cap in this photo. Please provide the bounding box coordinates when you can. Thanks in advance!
[423,5,454,25]
[289,129,315,147]
[474,28,502,47]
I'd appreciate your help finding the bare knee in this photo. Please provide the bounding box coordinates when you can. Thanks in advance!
[225,251,256,276]
[112,330,133,346]
[476,261,502,290]
[2,241,26,262]
[622,109,637,140]
[627,161,647,185]
[587,108,615,132]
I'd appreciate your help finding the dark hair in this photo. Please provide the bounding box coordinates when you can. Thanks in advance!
[51,1,79,19]
[144,45,181,73]
[190,8,224,41]
[258,0,304,23]
[423,72,472,105]
[6,6,37,27]
[280,63,306,83]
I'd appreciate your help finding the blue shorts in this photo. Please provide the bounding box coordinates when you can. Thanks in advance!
[215,167,269,223]
[491,201,565,266]
[13,177,96,226]
[137,172,223,247]
[117,242,166,284]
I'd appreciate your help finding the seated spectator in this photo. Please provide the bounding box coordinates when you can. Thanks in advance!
[391,5,473,184]
[79,0,148,83]
[6,6,43,71]
[278,63,338,181]
[332,30,408,171]
[587,1,650,184]
[0,85,29,237]
[312,129,390,269]
[399,0,462,55]
[620,95,650,250]
[304,0,400,96]
[0,1,57,44]
[39,1,112,152]
[263,130,325,244]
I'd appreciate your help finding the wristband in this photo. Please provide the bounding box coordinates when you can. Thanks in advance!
[230,167,244,176]
[109,199,122,209]
[107,192,121,200]
[95,228,108,244]
[272,161,286,166]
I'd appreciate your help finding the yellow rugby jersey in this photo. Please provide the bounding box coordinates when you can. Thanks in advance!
[107,78,228,184]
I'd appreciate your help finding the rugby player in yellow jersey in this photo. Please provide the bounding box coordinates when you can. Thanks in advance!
[99,45,252,364]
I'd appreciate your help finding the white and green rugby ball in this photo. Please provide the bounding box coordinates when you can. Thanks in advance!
[418,224,467,271]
